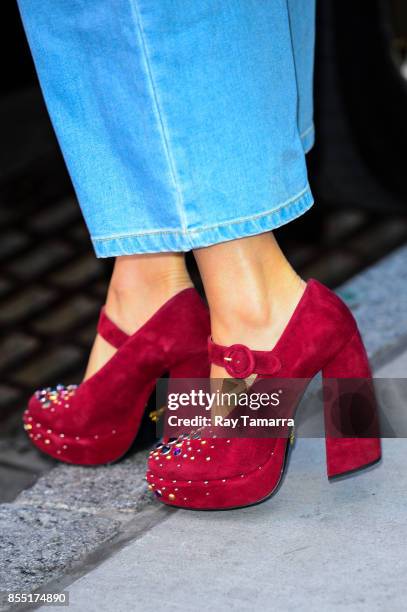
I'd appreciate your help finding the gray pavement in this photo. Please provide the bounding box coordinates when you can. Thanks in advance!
[37,351,407,612]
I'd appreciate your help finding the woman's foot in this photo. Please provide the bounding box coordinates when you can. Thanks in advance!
[84,253,193,380]
[147,231,380,510]
[147,278,381,509]
[194,232,306,379]
[24,274,210,465]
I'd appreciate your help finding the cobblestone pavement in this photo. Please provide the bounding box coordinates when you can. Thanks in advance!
[2,88,407,503]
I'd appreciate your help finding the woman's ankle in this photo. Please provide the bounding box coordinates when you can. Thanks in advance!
[84,255,192,379]
[209,278,305,379]
[210,275,306,353]
[105,254,193,333]
[105,277,192,334]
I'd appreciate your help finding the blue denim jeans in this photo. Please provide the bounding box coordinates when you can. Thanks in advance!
[18,0,315,257]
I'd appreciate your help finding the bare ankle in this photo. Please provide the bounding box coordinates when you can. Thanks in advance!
[211,300,272,342]
[210,275,306,352]
[106,274,192,335]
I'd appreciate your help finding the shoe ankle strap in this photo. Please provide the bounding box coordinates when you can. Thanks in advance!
[208,338,281,378]
[97,307,129,349]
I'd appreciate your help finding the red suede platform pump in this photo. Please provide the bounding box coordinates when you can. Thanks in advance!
[146,279,381,510]
[23,288,210,465]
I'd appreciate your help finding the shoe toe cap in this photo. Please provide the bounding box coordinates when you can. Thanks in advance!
[146,437,280,485]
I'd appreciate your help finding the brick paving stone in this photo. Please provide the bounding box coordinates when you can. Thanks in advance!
[29,197,78,232]
[0,231,27,258]
[7,242,73,280]
[50,256,103,288]
[302,251,360,286]
[349,217,407,257]
[0,287,55,324]
[91,279,110,299]
[69,224,89,241]
[0,333,38,370]
[0,385,22,410]
[324,210,367,242]
[33,296,100,335]
[287,244,319,268]
[12,346,83,387]
[0,278,11,297]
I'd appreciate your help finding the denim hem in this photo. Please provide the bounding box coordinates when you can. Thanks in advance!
[92,185,314,257]
[301,124,315,153]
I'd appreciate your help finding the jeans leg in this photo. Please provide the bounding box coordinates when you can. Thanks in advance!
[287,0,316,153]
[18,0,315,255]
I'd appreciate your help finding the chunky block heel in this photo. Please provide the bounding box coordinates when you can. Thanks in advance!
[322,330,381,478]
[147,279,382,510]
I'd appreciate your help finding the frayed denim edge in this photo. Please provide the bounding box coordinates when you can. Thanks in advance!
[92,185,314,257]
